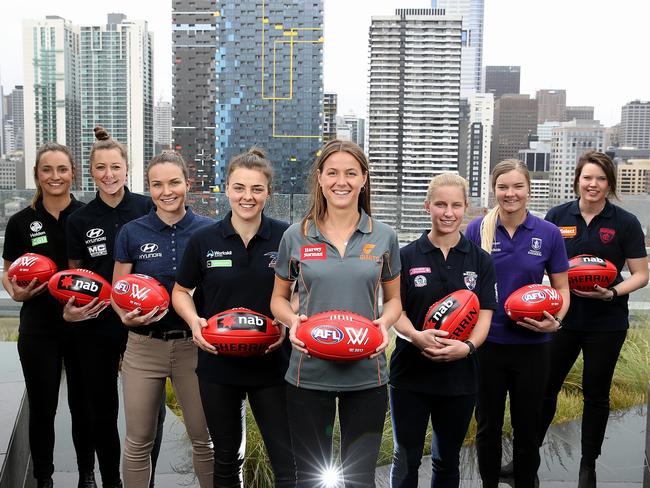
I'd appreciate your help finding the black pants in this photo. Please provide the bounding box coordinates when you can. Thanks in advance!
[286,383,388,488]
[71,332,125,485]
[389,386,475,488]
[17,331,94,480]
[199,381,295,488]
[475,341,550,488]
[540,329,627,462]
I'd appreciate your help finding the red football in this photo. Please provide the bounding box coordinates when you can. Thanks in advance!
[296,310,383,361]
[568,254,617,292]
[48,269,111,306]
[7,253,57,287]
[504,284,563,322]
[203,308,280,356]
[111,274,170,315]
[422,289,480,342]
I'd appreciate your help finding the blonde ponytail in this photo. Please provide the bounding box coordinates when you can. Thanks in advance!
[480,206,499,253]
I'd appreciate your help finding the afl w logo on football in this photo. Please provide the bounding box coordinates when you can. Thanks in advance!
[86,228,104,239]
[345,327,369,346]
[130,284,151,301]
[140,243,159,253]
[30,221,43,233]
[311,325,343,344]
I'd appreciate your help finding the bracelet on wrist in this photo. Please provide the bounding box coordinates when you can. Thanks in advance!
[463,339,476,356]
[604,287,618,301]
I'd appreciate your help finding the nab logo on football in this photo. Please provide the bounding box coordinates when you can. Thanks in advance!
[522,291,546,303]
[432,298,457,322]
[61,275,100,294]
[311,325,344,344]
[86,228,104,239]
[580,256,605,266]
[113,280,130,295]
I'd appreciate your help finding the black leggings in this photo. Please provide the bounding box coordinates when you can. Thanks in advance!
[541,329,627,462]
[198,381,295,488]
[475,341,550,488]
[17,332,94,480]
[286,383,388,488]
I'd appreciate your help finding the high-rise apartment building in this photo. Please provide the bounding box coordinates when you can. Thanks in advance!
[467,93,493,207]
[323,92,337,142]
[620,100,650,150]
[79,14,153,192]
[154,100,172,154]
[23,16,81,188]
[617,159,650,195]
[342,113,365,150]
[5,86,25,153]
[536,89,566,123]
[368,9,461,238]
[491,94,537,167]
[173,0,323,195]
[485,66,520,100]
[566,105,594,122]
[431,0,484,98]
[549,120,604,205]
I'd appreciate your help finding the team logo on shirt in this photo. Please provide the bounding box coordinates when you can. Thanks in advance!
[414,275,427,288]
[409,267,431,275]
[463,271,477,291]
[206,250,232,258]
[359,243,381,262]
[30,221,43,233]
[599,228,615,244]
[264,251,279,268]
[84,228,107,245]
[528,237,543,257]
[29,220,47,246]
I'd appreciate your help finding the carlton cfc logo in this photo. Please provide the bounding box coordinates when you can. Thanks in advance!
[311,325,344,344]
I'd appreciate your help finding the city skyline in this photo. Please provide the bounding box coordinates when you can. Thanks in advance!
[0,0,648,129]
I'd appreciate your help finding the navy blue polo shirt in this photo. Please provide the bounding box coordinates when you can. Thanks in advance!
[114,207,213,334]
[175,211,290,387]
[66,188,152,338]
[465,212,569,344]
[3,197,84,335]
[389,232,497,396]
[545,199,647,331]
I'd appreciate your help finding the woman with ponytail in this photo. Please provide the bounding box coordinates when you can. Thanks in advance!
[465,159,570,488]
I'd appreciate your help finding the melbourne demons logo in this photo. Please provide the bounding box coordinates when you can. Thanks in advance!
[311,325,344,344]
[599,228,615,244]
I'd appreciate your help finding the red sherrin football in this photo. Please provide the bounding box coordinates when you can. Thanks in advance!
[7,253,57,287]
[568,254,617,292]
[296,310,383,361]
[111,274,170,315]
[47,269,111,306]
[203,308,280,356]
[504,284,563,322]
[422,289,480,342]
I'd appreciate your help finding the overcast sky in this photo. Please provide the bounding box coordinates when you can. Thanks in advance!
[1,0,647,127]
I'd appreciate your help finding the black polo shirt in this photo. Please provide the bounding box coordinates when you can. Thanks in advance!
[545,199,647,331]
[3,197,84,335]
[176,211,290,387]
[389,232,497,396]
[66,188,152,338]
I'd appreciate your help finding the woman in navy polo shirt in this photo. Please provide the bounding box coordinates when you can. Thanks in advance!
[465,159,570,488]
[112,151,213,487]
[64,127,153,488]
[540,151,648,488]
[2,143,92,488]
[390,173,497,488]
[172,148,295,487]
[271,140,402,488]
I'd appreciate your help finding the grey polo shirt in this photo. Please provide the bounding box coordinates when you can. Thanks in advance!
[275,209,401,391]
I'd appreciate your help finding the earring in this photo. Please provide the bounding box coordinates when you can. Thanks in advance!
[360,187,366,193]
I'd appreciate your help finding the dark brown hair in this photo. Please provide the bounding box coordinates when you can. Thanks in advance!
[31,142,76,209]
[90,126,128,168]
[226,146,274,192]
[147,150,189,181]
[573,151,618,200]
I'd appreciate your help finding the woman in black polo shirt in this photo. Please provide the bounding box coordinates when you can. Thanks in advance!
[390,173,497,488]
[172,148,295,487]
[540,151,648,488]
[2,143,92,488]
[64,127,152,488]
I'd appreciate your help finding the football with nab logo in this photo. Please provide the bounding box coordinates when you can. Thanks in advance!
[7,253,57,287]
[48,269,111,306]
[504,284,563,322]
[203,308,280,356]
[296,310,383,361]
[422,289,480,342]
[111,274,170,315]
[568,254,617,292]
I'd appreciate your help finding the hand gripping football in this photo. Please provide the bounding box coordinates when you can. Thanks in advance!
[504,284,563,322]
[568,254,617,292]
[7,253,57,287]
[203,308,280,356]
[422,289,480,342]
[48,268,111,306]
[296,310,383,361]
[111,274,170,315]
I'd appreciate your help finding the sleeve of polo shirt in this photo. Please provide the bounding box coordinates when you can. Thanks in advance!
[175,232,203,289]
[622,214,648,259]
[66,214,86,261]
[546,225,569,274]
[381,229,401,282]
[544,206,558,225]
[275,228,298,282]
[399,247,410,304]
[113,225,132,263]
[478,252,498,310]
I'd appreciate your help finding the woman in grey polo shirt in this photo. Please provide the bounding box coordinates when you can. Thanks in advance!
[271,139,402,488]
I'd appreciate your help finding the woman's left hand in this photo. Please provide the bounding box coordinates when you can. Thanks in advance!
[572,284,613,300]
[422,337,470,362]
[265,319,286,354]
[517,311,561,333]
[369,318,391,359]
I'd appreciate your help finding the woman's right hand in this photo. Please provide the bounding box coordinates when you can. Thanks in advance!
[411,328,448,352]
[190,317,218,354]
[288,314,309,355]
[7,277,47,302]
[62,297,109,322]
[118,306,168,327]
